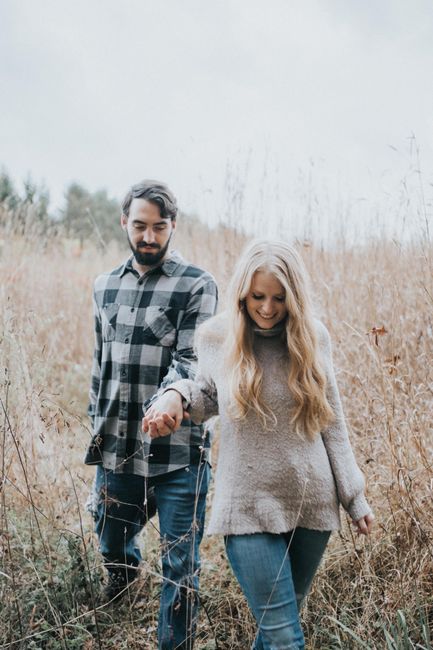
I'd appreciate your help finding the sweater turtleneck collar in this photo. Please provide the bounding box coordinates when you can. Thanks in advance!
[252,320,287,338]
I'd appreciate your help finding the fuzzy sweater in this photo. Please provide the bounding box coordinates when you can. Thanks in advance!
[168,315,372,535]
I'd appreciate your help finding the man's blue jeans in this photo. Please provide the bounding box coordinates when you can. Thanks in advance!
[225,528,331,650]
[93,462,210,650]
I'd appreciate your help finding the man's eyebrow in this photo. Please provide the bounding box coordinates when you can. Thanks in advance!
[131,219,169,226]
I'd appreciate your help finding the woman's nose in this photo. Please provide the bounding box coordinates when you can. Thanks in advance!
[261,300,273,314]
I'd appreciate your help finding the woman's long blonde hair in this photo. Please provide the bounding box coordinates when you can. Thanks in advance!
[225,239,334,439]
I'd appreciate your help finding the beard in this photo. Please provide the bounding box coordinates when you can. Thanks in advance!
[127,232,172,267]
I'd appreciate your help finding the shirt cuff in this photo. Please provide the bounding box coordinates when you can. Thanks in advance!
[162,386,190,411]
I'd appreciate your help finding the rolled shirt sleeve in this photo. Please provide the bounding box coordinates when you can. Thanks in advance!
[88,289,102,427]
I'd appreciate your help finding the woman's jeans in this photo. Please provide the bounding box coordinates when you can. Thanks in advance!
[93,462,210,650]
[225,528,331,650]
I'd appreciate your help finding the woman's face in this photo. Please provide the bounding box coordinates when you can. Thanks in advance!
[245,271,288,329]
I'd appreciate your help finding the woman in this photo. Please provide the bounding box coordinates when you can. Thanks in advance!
[143,240,374,650]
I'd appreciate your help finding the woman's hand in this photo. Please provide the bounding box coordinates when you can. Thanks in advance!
[352,512,375,536]
[142,390,188,439]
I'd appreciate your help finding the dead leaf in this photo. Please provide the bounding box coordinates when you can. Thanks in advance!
[367,325,388,346]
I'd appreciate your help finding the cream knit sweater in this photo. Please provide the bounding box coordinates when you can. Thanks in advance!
[169,314,372,535]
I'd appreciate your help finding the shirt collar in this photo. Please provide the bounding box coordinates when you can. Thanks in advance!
[118,250,184,278]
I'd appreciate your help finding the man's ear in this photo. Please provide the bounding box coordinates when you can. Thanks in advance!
[120,213,128,230]
[171,219,177,232]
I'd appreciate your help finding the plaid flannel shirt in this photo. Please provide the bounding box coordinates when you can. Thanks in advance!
[84,251,218,477]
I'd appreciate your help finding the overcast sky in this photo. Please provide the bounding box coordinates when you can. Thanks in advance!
[1,0,433,239]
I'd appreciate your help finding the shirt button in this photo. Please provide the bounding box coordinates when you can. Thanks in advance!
[130,307,135,313]
[121,369,126,376]
[119,431,125,437]
[124,337,129,344]
[121,401,126,408]
[138,279,143,285]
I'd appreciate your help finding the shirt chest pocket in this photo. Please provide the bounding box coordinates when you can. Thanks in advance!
[101,303,120,342]
[142,306,177,347]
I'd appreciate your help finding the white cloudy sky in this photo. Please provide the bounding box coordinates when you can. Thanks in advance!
[1,0,433,239]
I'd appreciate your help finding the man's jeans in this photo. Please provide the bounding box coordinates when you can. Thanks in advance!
[93,462,210,650]
[225,528,331,650]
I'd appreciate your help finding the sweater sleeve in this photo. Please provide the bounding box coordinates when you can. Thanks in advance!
[164,330,219,424]
[318,323,372,522]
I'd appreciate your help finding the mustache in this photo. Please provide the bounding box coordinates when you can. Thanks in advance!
[136,242,160,250]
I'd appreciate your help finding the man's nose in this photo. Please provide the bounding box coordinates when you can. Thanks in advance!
[142,228,156,243]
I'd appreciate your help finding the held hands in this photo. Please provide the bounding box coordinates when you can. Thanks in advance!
[352,512,375,536]
[142,390,189,439]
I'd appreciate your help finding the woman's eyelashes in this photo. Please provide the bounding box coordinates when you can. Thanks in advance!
[251,293,285,302]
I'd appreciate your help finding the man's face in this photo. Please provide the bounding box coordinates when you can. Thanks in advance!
[121,198,176,268]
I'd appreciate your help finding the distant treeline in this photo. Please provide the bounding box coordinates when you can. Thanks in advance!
[0,168,212,249]
[0,168,122,246]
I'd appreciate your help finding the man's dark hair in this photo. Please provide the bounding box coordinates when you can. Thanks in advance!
[122,180,178,220]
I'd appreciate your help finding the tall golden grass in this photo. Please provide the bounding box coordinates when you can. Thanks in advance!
[0,218,432,649]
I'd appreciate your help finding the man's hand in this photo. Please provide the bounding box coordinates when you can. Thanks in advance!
[352,512,375,536]
[142,390,189,439]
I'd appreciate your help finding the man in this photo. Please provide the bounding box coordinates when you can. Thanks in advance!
[85,180,218,650]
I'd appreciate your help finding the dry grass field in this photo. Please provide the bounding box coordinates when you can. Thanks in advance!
[0,215,432,648]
